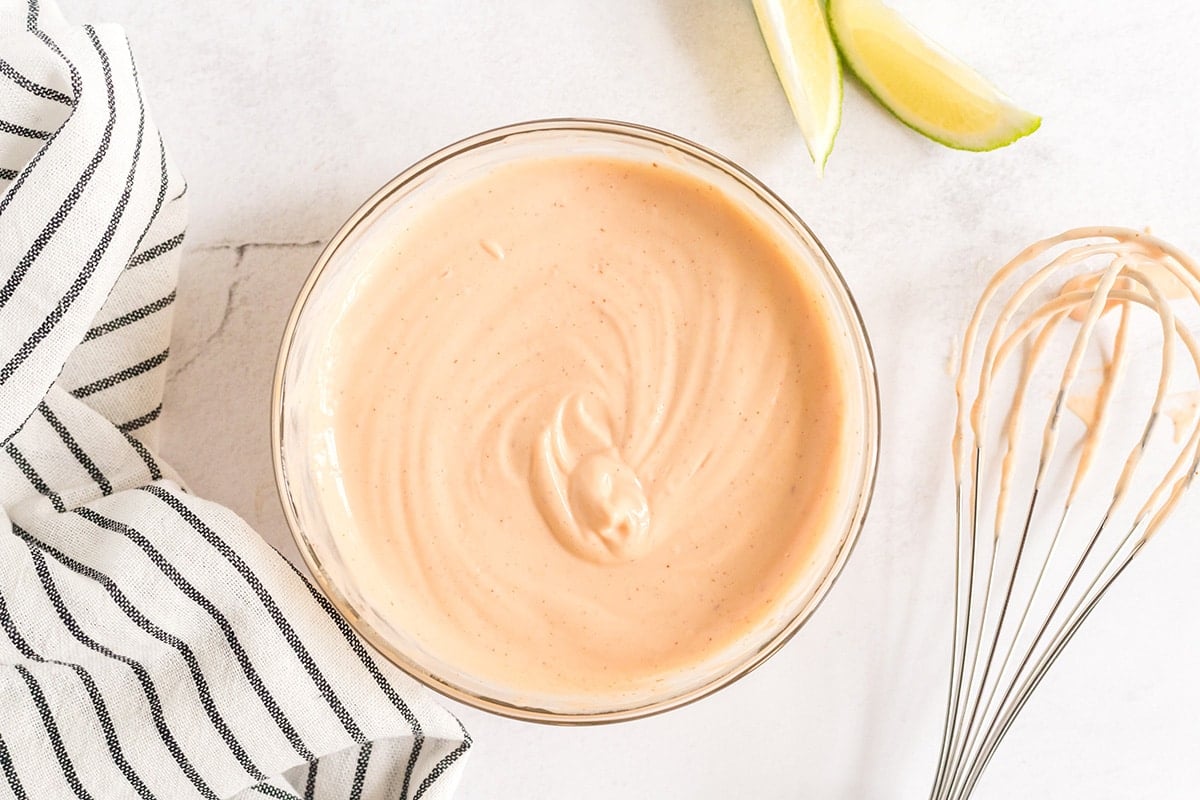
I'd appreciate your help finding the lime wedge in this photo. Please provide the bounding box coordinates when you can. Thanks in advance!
[752,0,843,172]
[827,0,1040,151]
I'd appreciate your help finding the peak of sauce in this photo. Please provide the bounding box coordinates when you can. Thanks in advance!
[308,154,855,699]
[532,392,653,564]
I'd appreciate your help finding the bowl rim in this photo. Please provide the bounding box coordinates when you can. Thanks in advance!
[270,117,881,725]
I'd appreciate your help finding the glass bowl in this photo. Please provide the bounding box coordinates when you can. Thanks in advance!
[271,118,879,724]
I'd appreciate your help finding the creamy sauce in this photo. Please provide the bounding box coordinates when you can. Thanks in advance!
[309,156,854,697]
[1070,386,1200,444]
[1059,262,1190,322]
[1165,391,1200,443]
[1066,391,1100,429]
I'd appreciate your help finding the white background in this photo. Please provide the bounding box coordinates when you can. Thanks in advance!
[60,1,1200,797]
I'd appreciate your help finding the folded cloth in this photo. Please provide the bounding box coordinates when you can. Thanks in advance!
[0,2,470,798]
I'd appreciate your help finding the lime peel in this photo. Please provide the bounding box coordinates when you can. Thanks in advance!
[827,0,1040,151]
[752,0,844,172]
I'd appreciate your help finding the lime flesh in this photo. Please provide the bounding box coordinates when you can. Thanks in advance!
[828,0,1040,151]
[753,0,844,171]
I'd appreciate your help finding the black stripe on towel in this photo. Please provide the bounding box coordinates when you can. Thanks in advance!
[349,743,372,800]
[304,760,317,800]
[0,733,30,800]
[116,403,162,433]
[0,56,72,104]
[0,27,144,387]
[120,429,162,481]
[0,0,82,217]
[144,486,368,744]
[122,127,172,261]
[69,348,168,398]
[11,664,94,800]
[12,523,267,783]
[27,546,219,799]
[127,231,184,269]
[83,291,175,341]
[73,507,316,762]
[286,560,427,796]
[0,593,150,799]
[0,27,118,311]
[5,442,65,512]
[37,401,112,495]
[412,719,472,800]
[250,784,303,800]
[0,119,51,139]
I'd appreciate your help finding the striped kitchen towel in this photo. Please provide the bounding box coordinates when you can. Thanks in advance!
[0,2,470,798]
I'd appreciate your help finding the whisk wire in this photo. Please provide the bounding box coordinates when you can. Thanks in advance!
[930,229,1200,799]
[957,543,1144,800]
[934,451,990,800]
[930,483,969,798]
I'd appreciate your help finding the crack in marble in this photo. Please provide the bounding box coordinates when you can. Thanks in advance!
[168,240,323,379]
[194,239,325,252]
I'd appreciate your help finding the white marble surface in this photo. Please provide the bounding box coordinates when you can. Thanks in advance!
[61,1,1200,797]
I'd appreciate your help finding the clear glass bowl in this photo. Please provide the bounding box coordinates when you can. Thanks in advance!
[271,119,880,724]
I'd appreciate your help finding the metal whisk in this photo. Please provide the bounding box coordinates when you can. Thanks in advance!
[930,227,1200,800]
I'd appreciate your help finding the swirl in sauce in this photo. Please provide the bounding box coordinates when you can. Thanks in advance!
[310,155,855,698]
